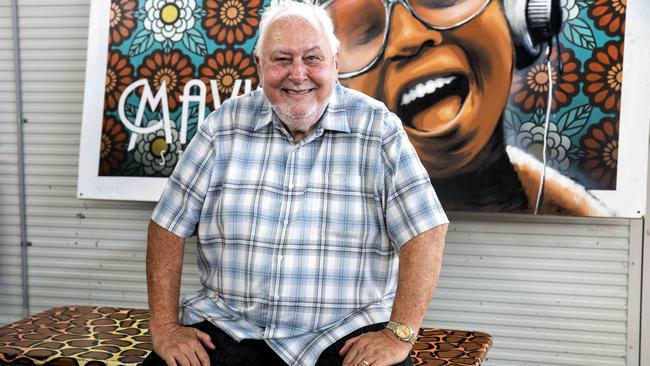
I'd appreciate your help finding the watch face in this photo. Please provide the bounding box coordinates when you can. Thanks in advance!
[396,324,410,338]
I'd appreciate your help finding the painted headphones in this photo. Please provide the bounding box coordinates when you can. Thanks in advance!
[503,0,562,68]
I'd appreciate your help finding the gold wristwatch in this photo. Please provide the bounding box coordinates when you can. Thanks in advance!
[386,321,417,345]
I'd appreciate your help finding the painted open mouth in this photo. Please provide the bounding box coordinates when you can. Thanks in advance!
[396,74,470,133]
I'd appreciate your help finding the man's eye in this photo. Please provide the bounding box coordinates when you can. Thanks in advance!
[305,55,321,63]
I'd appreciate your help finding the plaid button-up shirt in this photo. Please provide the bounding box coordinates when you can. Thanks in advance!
[151,84,448,366]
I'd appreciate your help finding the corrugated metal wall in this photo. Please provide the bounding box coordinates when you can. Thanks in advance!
[424,213,641,366]
[0,0,642,365]
[0,0,23,325]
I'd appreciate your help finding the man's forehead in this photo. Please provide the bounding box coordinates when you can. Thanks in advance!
[270,46,324,56]
[264,17,327,47]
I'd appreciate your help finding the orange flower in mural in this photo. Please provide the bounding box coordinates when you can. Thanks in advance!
[584,40,624,114]
[199,49,258,106]
[137,50,195,111]
[588,0,626,36]
[509,47,581,113]
[109,0,137,45]
[202,0,261,44]
[580,117,618,189]
[105,50,134,111]
[99,116,128,175]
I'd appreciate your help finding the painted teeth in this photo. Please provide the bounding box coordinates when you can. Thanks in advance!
[400,76,456,106]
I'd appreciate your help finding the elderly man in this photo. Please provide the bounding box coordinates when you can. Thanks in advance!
[144,2,448,366]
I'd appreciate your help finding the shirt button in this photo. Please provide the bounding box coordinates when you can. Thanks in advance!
[283,218,289,225]
[288,183,294,190]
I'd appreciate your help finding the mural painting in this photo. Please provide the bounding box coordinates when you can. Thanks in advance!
[329,0,624,215]
[78,0,637,216]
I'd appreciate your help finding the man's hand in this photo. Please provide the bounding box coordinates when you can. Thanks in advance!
[151,323,215,366]
[339,329,411,366]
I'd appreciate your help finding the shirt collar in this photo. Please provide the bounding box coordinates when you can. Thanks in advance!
[253,83,350,133]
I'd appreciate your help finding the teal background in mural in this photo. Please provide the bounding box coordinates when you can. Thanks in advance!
[505,0,625,190]
[101,0,625,193]
[101,0,265,177]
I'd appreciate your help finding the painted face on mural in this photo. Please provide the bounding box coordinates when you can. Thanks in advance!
[256,16,339,140]
[332,0,514,178]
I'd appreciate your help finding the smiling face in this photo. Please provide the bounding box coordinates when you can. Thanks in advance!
[340,1,514,178]
[256,16,339,140]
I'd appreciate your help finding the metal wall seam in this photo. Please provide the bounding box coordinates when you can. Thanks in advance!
[10,0,29,318]
[0,2,24,324]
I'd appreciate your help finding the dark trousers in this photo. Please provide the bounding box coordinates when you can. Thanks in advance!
[142,321,413,366]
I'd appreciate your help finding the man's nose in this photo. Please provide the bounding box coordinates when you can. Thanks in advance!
[383,3,443,60]
[288,60,308,82]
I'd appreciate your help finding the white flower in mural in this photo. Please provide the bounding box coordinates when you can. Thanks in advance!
[561,0,579,22]
[135,124,182,176]
[144,0,196,43]
[515,121,572,171]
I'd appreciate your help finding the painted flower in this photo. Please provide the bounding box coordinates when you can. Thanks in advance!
[561,0,579,21]
[584,40,624,114]
[99,116,128,175]
[137,50,195,111]
[199,49,258,106]
[515,119,572,171]
[105,50,134,111]
[510,47,581,113]
[203,0,261,44]
[144,0,196,44]
[109,0,137,45]
[588,0,626,36]
[135,123,181,176]
[580,117,618,189]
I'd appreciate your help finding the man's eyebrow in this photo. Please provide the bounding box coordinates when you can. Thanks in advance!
[270,50,291,57]
[270,46,322,56]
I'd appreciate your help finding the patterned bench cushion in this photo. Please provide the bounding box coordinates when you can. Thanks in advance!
[0,306,492,366]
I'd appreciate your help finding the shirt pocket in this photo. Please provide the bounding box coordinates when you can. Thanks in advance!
[309,172,377,246]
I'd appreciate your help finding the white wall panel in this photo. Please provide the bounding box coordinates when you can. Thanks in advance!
[424,213,639,366]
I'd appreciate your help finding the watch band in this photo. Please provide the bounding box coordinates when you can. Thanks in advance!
[386,321,417,345]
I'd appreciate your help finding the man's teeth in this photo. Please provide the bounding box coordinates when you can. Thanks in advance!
[286,89,311,95]
[400,76,456,106]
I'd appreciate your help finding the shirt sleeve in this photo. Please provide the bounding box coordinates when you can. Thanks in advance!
[151,113,217,238]
[379,113,449,247]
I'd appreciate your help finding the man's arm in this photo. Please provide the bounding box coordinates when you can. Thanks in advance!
[340,224,448,366]
[147,220,215,366]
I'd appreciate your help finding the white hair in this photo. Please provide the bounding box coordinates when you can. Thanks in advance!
[254,0,340,58]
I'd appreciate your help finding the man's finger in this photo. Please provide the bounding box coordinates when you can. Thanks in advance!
[175,353,191,366]
[187,348,204,366]
[195,346,211,366]
[161,354,177,366]
[190,340,210,366]
[342,338,366,366]
[194,329,215,350]
[339,335,361,356]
